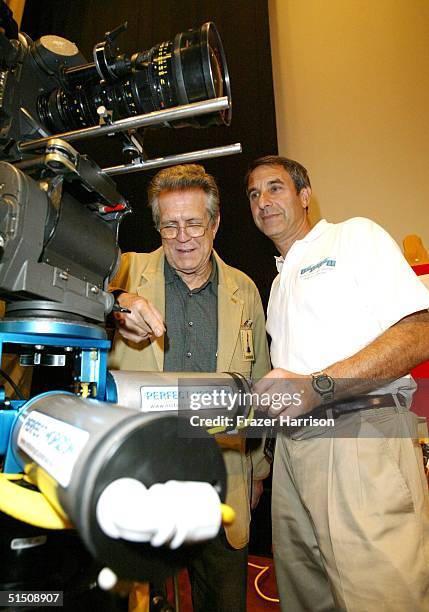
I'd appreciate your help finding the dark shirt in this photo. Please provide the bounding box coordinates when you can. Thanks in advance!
[163,257,218,372]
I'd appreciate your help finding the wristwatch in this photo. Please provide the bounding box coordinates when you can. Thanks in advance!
[311,371,335,403]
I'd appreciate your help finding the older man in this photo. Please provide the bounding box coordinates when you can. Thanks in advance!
[109,164,270,612]
[246,155,429,612]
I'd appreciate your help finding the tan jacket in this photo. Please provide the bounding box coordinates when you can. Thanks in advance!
[109,248,271,548]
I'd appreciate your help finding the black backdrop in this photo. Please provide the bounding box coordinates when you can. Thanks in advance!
[21,0,279,308]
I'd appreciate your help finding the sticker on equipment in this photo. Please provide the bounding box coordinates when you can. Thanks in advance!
[18,411,89,487]
[140,386,179,412]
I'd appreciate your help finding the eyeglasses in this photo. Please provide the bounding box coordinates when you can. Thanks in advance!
[159,222,211,239]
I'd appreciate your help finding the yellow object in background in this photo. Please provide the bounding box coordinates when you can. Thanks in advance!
[403,234,429,265]
[0,473,70,529]
[221,503,235,526]
[128,582,150,612]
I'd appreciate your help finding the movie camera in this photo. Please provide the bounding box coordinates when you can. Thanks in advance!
[0,3,249,596]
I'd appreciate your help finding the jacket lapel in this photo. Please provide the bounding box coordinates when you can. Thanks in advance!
[136,248,165,371]
[215,252,244,372]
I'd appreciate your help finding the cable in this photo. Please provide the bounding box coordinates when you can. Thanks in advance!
[0,367,25,400]
[248,560,280,604]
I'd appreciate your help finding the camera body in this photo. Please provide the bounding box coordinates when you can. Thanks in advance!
[0,31,86,152]
[0,27,130,321]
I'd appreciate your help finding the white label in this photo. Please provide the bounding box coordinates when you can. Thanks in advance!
[140,386,179,412]
[18,411,89,487]
[140,385,238,413]
[11,535,47,550]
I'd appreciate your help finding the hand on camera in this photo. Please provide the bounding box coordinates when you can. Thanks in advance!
[114,292,165,343]
[252,368,318,418]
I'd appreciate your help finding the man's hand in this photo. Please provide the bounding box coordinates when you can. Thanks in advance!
[253,368,319,418]
[113,292,166,343]
[251,479,264,510]
[252,312,429,420]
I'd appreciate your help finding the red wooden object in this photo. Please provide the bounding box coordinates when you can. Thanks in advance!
[410,265,429,419]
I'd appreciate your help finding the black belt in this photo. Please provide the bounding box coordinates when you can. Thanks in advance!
[317,393,407,420]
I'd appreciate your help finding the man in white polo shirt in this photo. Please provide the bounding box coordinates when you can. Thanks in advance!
[246,155,429,612]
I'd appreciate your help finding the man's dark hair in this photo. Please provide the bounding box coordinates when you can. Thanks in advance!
[245,155,311,194]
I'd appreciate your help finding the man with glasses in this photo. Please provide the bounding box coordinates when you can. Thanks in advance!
[109,164,271,612]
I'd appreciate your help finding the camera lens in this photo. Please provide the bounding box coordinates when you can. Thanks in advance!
[37,22,231,133]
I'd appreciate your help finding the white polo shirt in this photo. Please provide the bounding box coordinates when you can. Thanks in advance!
[267,217,429,394]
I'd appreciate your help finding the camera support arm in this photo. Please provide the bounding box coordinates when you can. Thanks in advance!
[17,96,231,153]
[104,142,242,176]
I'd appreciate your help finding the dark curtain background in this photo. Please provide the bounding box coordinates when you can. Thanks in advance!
[21,0,278,307]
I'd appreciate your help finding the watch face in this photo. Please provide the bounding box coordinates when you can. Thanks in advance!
[318,377,333,391]
[313,374,334,394]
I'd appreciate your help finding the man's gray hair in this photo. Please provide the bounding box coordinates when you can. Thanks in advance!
[148,164,220,229]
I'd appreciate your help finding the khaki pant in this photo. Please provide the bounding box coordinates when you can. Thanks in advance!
[272,406,429,612]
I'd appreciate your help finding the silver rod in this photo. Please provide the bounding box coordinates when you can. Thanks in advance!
[103,143,242,176]
[18,98,230,152]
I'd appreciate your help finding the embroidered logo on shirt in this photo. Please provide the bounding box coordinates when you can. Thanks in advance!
[300,258,336,278]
